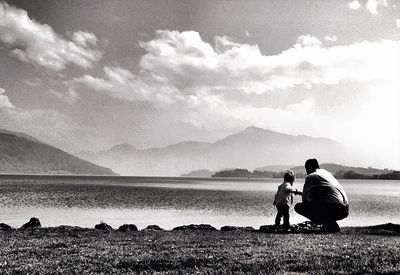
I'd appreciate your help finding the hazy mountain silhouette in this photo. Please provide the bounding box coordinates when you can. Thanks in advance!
[286,163,391,176]
[82,126,357,176]
[0,129,116,175]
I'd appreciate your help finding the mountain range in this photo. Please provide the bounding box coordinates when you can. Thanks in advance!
[81,126,359,176]
[0,129,115,175]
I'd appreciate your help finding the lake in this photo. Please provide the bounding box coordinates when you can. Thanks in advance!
[0,175,399,229]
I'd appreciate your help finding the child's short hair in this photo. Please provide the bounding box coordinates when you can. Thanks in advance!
[284,170,295,182]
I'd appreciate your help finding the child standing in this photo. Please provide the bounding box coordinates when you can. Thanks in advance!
[273,170,302,228]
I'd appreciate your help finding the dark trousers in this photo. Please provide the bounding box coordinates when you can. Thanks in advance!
[275,205,290,227]
[294,202,349,225]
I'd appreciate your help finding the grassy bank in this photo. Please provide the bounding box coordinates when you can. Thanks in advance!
[0,225,400,274]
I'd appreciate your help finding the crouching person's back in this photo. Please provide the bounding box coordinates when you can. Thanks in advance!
[294,159,349,233]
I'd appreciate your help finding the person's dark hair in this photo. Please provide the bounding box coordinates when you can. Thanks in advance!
[284,170,295,183]
[305,158,319,174]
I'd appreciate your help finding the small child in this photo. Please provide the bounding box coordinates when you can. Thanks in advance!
[273,170,302,228]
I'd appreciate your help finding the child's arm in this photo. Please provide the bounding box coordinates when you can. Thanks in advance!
[284,184,302,195]
[293,190,302,195]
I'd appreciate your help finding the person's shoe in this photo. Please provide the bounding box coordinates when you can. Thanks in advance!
[321,222,340,233]
[282,224,291,232]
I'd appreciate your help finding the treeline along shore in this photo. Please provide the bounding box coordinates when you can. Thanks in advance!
[1,218,400,274]
[212,168,400,179]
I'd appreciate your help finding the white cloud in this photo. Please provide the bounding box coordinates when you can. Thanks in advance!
[366,0,379,14]
[324,35,337,42]
[0,88,14,108]
[75,30,400,109]
[348,0,391,15]
[348,0,361,10]
[366,0,389,15]
[71,31,98,47]
[72,66,182,105]
[0,2,101,70]
[136,31,398,94]
[294,35,322,48]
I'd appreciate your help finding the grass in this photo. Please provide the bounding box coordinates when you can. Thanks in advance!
[0,225,399,274]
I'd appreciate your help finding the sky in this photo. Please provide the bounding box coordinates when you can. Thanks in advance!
[0,0,399,169]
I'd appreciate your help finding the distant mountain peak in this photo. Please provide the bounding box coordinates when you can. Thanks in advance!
[220,126,285,142]
[241,126,265,134]
[239,126,288,137]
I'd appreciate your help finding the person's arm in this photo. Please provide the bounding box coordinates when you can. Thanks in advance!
[284,183,302,195]
[293,190,302,195]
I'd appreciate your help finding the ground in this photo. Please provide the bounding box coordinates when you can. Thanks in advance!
[0,225,400,274]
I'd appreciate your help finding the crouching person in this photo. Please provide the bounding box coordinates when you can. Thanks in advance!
[295,159,349,233]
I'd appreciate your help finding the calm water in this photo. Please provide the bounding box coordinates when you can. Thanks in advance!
[0,175,399,229]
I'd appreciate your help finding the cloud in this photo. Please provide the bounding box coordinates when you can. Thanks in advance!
[366,0,388,15]
[137,31,327,94]
[72,66,182,105]
[136,31,398,95]
[75,30,400,109]
[0,2,101,70]
[324,35,337,42]
[294,35,322,48]
[0,88,14,108]
[366,0,379,14]
[349,0,391,15]
[71,31,97,47]
[348,0,361,10]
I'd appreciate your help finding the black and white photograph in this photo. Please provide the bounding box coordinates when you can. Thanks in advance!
[0,0,400,273]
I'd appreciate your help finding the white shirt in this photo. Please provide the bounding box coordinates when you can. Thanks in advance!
[302,169,348,205]
[274,182,298,207]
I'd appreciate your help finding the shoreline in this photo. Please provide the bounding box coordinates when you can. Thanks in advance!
[3,221,399,231]
[1,221,399,274]
[4,216,400,231]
